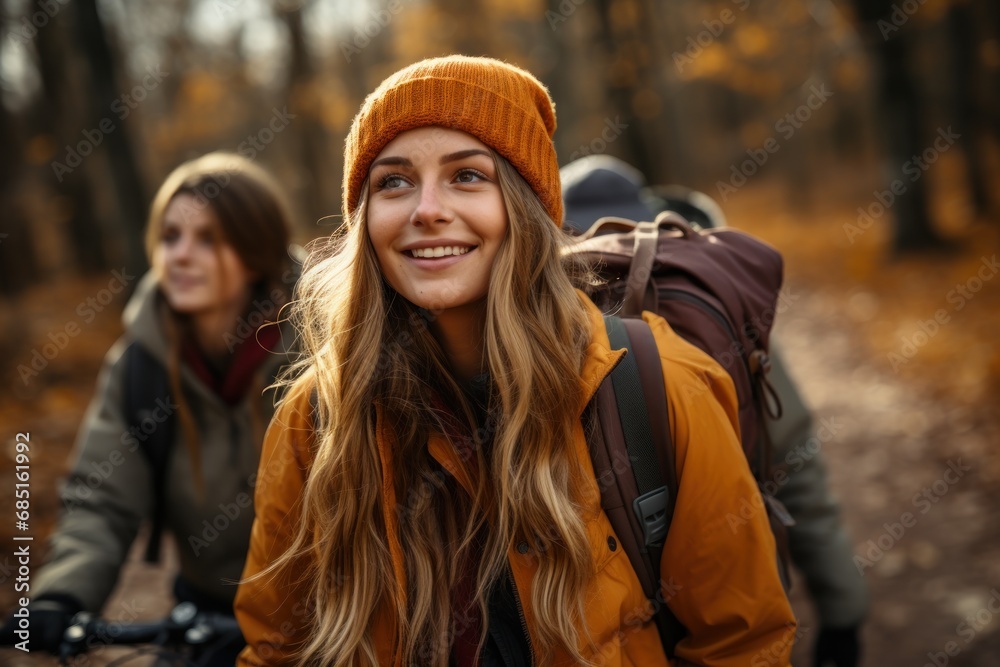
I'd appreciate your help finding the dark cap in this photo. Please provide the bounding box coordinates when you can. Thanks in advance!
[560,155,656,233]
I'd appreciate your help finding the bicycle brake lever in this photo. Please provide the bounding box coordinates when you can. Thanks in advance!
[59,612,95,661]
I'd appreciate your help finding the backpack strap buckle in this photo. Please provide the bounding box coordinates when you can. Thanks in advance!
[633,485,670,548]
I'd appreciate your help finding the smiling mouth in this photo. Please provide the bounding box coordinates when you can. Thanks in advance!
[170,276,203,287]
[404,245,476,258]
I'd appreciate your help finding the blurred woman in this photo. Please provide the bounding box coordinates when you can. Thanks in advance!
[19,152,298,664]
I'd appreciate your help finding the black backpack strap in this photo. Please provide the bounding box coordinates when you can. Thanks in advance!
[601,315,685,655]
[122,342,175,563]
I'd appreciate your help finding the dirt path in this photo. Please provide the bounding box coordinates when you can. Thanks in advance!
[778,285,1000,666]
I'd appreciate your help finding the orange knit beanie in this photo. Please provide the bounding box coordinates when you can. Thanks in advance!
[343,55,563,225]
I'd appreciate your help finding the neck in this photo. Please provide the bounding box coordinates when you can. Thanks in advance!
[190,292,252,363]
[428,300,488,383]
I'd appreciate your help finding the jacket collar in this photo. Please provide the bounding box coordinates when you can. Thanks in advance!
[123,271,295,409]
[421,291,625,492]
[392,291,625,491]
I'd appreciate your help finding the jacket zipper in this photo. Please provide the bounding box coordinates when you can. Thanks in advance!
[660,288,755,380]
[508,567,536,665]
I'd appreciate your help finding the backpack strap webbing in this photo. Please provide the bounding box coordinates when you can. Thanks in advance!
[122,342,175,563]
[599,315,685,655]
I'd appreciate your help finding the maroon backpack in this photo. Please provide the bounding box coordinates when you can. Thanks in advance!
[573,211,786,464]
[570,211,794,654]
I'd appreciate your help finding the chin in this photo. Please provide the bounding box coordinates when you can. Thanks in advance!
[406,292,484,315]
[163,295,206,314]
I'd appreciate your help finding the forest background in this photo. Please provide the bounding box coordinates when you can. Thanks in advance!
[1,0,999,664]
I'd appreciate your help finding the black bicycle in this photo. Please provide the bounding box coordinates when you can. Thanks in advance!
[1,602,243,666]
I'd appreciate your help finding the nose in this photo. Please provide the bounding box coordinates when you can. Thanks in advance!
[410,182,454,226]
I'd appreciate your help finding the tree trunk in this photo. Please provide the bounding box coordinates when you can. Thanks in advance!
[33,7,108,275]
[850,0,956,255]
[946,2,991,216]
[279,2,330,226]
[0,13,40,296]
[72,0,149,277]
[592,0,668,184]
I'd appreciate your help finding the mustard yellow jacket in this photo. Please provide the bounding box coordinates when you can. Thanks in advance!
[235,295,796,666]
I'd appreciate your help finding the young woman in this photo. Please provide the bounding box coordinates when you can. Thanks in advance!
[20,152,297,662]
[235,56,795,667]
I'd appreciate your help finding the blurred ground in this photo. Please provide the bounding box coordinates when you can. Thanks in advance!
[0,178,998,665]
[731,182,1000,666]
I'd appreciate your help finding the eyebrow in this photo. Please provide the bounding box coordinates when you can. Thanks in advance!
[369,149,492,170]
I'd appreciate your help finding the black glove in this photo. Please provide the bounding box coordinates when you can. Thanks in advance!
[813,624,861,667]
[2,597,80,655]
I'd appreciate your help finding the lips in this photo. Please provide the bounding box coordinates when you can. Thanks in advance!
[168,275,204,289]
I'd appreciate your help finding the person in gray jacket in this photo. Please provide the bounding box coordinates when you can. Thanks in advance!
[3,152,298,663]
[561,155,869,667]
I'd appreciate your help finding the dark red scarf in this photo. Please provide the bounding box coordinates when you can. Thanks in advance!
[182,324,282,405]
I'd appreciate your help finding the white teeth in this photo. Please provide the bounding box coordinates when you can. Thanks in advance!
[410,246,472,258]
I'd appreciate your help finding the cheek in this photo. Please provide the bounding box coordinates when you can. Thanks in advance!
[217,253,251,290]
[367,217,397,268]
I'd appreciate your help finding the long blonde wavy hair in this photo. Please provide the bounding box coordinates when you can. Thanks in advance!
[270,150,599,666]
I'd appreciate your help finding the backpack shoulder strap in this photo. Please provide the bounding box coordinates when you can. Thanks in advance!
[595,315,685,654]
[122,341,175,563]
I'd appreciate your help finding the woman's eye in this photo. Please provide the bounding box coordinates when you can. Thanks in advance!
[376,174,407,190]
[161,230,179,244]
[455,169,487,184]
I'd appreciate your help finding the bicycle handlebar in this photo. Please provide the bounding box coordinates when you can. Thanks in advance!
[0,602,242,662]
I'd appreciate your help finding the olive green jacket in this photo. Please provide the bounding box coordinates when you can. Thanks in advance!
[768,341,870,628]
[34,272,294,612]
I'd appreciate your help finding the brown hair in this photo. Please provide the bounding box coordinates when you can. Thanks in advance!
[145,152,294,294]
[144,152,296,490]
